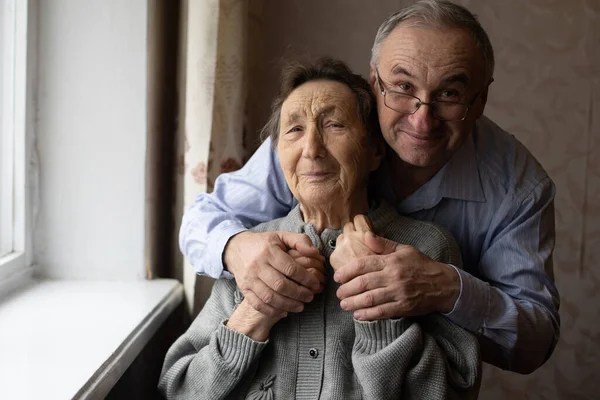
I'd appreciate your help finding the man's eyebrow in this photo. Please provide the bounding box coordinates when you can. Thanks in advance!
[442,73,470,86]
[390,66,413,77]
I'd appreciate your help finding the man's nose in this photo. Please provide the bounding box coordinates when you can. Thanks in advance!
[407,102,437,133]
[303,126,327,159]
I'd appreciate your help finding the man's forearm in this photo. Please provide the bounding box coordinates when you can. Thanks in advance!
[444,268,559,373]
[179,139,295,278]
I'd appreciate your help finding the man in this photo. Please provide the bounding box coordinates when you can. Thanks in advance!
[180,0,560,374]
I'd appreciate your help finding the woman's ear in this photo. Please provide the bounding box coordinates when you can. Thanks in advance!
[368,135,386,172]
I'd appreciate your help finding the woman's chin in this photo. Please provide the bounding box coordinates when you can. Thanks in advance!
[297,190,340,208]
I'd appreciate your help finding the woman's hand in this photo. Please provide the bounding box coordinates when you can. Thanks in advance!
[330,215,377,271]
[224,231,325,318]
[226,246,324,341]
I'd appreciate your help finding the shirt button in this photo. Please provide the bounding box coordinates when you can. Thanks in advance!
[328,239,336,248]
[308,348,319,358]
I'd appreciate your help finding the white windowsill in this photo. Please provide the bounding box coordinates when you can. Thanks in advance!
[0,277,183,400]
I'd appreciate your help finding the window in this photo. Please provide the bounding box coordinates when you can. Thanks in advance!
[0,0,28,277]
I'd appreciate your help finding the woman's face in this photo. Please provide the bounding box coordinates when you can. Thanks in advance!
[277,80,382,207]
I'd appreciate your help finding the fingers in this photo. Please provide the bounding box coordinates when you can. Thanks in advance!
[257,263,314,304]
[279,231,324,261]
[333,255,384,284]
[352,302,409,321]
[335,271,386,299]
[288,250,326,276]
[243,290,288,318]
[353,215,373,233]
[249,274,307,313]
[343,221,356,234]
[363,232,404,255]
[339,288,396,314]
[270,247,322,292]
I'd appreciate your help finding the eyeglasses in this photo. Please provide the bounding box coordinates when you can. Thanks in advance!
[375,68,478,122]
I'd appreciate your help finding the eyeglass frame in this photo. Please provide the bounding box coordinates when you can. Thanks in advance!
[375,68,480,122]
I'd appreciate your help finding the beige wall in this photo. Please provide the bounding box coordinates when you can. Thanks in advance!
[247,1,600,398]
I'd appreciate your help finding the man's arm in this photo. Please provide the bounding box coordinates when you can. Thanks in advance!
[335,177,560,373]
[179,138,295,278]
[443,176,560,373]
[180,138,325,316]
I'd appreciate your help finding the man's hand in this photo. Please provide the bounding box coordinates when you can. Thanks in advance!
[330,215,376,271]
[224,231,325,318]
[334,233,460,320]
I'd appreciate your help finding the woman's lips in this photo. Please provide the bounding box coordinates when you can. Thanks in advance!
[302,171,333,180]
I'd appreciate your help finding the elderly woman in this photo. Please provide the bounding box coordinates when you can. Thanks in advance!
[159,59,481,400]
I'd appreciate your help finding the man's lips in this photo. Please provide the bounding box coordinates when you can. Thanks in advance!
[402,130,445,145]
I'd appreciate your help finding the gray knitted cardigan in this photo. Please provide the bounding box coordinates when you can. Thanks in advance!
[159,202,481,400]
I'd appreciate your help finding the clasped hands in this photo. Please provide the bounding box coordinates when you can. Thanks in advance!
[224,216,460,340]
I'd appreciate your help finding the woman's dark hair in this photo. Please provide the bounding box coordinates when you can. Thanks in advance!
[260,58,380,146]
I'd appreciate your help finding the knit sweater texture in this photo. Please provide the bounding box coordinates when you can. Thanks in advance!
[159,202,481,399]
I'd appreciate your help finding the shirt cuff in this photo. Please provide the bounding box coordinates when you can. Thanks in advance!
[442,266,490,334]
[203,221,248,279]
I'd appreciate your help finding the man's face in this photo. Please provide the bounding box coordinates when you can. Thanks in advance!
[370,24,489,171]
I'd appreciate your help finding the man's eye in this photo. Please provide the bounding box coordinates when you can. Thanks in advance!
[439,89,461,100]
[397,83,412,91]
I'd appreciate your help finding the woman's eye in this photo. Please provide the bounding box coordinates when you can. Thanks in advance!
[325,122,344,129]
[287,126,303,133]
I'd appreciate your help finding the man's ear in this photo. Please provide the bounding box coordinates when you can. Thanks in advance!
[369,63,378,93]
[474,78,493,119]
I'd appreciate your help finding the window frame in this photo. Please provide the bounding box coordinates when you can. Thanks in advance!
[0,0,32,282]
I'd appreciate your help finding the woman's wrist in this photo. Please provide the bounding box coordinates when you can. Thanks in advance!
[226,300,279,342]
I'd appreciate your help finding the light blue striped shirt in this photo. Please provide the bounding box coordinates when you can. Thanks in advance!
[180,115,560,373]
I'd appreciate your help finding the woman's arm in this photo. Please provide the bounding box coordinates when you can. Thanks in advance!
[331,214,481,398]
[158,281,278,399]
[352,315,481,400]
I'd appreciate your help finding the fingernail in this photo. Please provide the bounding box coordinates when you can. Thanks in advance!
[333,273,340,282]
[340,300,347,309]
[354,311,362,320]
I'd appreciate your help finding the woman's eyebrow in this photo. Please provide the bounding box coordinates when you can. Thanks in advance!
[316,105,338,118]
[283,111,304,125]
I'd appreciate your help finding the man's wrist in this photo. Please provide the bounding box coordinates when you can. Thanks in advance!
[223,231,248,276]
[439,263,461,313]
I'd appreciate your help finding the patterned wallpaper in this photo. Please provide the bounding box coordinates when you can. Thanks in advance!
[246,0,600,398]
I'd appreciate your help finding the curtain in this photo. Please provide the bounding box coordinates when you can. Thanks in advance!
[181,0,250,315]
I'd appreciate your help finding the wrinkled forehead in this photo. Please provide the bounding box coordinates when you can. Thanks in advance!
[378,24,486,85]
[280,80,358,121]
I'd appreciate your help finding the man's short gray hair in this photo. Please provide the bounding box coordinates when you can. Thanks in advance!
[371,0,495,82]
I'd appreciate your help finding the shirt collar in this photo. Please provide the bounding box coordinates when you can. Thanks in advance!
[436,129,486,203]
[385,125,486,214]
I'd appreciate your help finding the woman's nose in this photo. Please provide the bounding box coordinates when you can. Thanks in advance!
[302,126,327,159]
